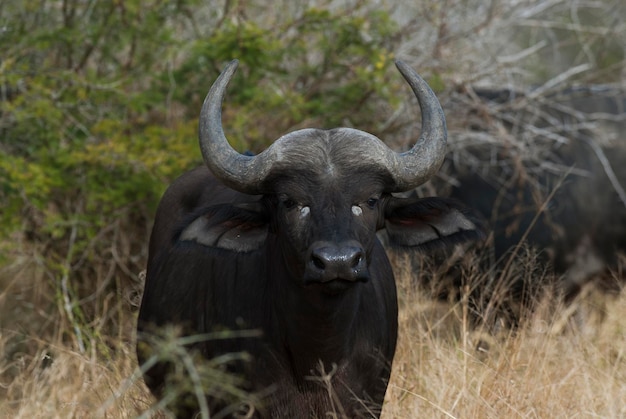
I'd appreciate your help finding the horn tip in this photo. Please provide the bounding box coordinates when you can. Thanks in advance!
[394,59,410,72]
[224,59,239,74]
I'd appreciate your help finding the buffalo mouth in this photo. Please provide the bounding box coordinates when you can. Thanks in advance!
[304,277,369,295]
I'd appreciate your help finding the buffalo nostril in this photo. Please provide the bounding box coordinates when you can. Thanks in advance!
[312,254,326,270]
[351,253,364,269]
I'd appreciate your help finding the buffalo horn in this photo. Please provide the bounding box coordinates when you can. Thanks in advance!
[198,59,273,194]
[388,60,447,191]
[199,59,447,194]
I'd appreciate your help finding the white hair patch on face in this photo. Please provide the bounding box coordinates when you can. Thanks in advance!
[300,206,310,218]
[352,205,363,216]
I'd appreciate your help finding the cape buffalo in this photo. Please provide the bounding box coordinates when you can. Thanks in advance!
[428,84,626,329]
[137,60,483,418]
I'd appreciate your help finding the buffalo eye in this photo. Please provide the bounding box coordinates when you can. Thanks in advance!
[281,197,297,210]
[366,197,379,209]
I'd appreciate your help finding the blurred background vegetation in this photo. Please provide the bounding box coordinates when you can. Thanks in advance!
[1,0,624,416]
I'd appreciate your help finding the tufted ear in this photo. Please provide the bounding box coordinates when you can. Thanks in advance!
[383,197,485,250]
[179,203,269,252]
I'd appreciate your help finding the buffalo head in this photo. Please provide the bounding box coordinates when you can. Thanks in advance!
[179,60,480,296]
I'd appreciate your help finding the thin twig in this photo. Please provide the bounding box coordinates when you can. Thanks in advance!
[581,136,626,209]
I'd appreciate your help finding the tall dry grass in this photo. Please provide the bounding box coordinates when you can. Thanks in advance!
[1,251,625,418]
[384,256,626,418]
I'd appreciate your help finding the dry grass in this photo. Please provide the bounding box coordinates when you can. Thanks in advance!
[0,247,153,419]
[0,338,152,418]
[384,260,626,419]
[1,254,625,418]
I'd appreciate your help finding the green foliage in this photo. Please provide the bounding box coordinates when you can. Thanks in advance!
[0,0,205,358]
[163,4,400,151]
[1,0,200,234]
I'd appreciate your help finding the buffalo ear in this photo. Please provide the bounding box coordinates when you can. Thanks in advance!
[179,203,268,252]
[384,197,485,249]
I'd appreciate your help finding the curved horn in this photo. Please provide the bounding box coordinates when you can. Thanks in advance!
[198,60,274,194]
[388,60,448,191]
[199,59,447,194]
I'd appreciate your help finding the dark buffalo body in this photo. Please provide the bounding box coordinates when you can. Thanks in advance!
[442,84,626,308]
[137,60,483,417]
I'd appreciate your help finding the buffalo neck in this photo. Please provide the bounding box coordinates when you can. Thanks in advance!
[267,244,362,379]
